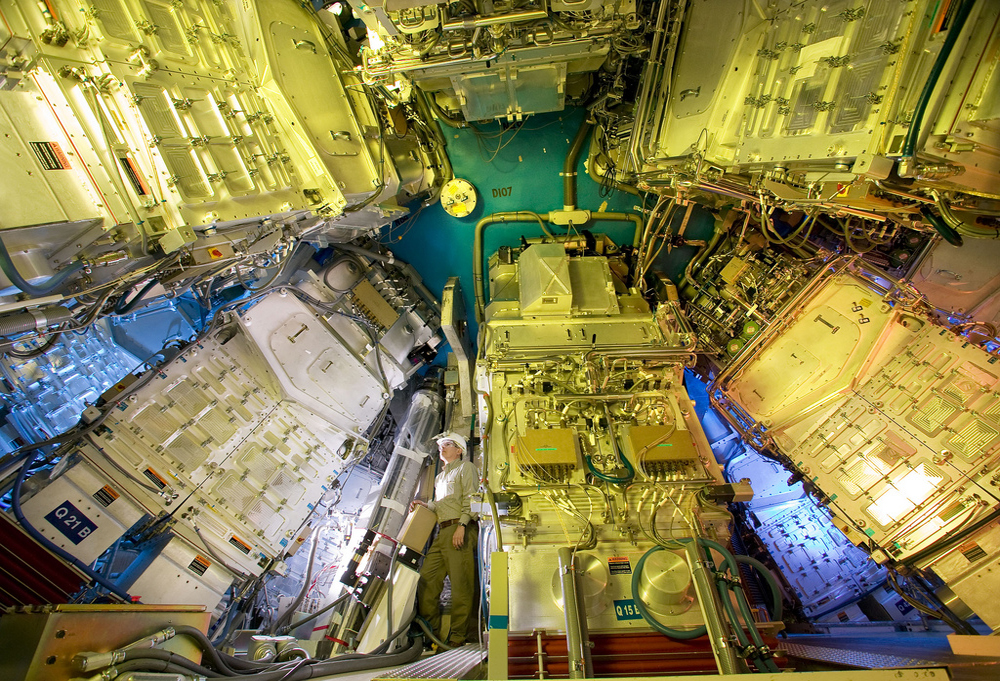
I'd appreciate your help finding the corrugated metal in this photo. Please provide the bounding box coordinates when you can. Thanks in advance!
[0,514,84,607]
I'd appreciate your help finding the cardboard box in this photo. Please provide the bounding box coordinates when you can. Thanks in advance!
[398,503,437,553]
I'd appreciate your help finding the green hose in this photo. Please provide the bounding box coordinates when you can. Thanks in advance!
[631,546,707,640]
[920,206,963,247]
[632,537,781,673]
[734,554,783,621]
[585,453,635,484]
[901,0,976,158]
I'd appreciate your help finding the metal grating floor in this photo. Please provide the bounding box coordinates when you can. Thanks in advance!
[375,643,487,680]
[783,642,937,669]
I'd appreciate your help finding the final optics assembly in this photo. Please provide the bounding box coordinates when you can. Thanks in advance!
[0,0,999,679]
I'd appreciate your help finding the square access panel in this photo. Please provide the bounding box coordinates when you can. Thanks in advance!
[452,63,566,121]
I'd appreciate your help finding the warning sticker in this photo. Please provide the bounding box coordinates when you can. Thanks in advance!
[208,247,225,260]
[188,555,211,576]
[608,556,632,575]
[93,485,120,507]
[29,141,72,170]
[960,541,987,563]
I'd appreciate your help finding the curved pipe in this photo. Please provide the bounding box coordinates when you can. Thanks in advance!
[593,212,643,248]
[412,89,455,207]
[564,120,594,210]
[587,149,640,197]
[415,615,454,651]
[421,89,465,129]
[920,206,964,247]
[0,236,85,296]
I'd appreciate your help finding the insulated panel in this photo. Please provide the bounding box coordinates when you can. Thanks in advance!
[126,535,233,610]
[90,323,358,571]
[240,293,388,433]
[719,267,1000,578]
[2,0,391,233]
[725,449,886,619]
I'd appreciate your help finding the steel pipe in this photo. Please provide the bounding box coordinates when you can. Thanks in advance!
[557,547,589,678]
[443,9,548,31]
[627,0,669,173]
[564,120,594,210]
[685,541,745,674]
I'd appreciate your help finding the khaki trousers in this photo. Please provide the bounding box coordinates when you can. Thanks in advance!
[417,522,477,646]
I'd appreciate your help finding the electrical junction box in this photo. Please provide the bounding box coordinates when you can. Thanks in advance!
[623,425,699,463]
[158,225,197,254]
[720,257,751,285]
[515,428,580,475]
[701,482,755,504]
[518,243,572,316]
[398,504,437,553]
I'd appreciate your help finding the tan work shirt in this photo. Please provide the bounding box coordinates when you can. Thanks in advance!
[427,459,478,525]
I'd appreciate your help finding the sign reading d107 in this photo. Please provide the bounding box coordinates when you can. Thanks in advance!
[44,501,98,545]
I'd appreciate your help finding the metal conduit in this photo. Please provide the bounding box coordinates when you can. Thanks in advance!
[557,547,589,678]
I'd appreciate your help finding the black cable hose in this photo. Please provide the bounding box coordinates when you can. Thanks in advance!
[115,277,159,314]
[5,331,62,359]
[173,614,418,678]
[205,635,424,681]
[174,625,259,674]
[122,648,227,678]
[111,658,206,677]
[900,0,977,158]
[904,508,1000,567]
[0,235,85,296]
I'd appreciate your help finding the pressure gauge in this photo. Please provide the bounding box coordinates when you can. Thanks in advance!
[440,178,477,218]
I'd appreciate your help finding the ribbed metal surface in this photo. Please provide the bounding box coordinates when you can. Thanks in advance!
[377,643,487,680]
[782,642,936,668]
[0,514,83,607]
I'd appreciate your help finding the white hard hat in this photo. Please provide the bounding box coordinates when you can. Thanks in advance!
[435,431,468,454]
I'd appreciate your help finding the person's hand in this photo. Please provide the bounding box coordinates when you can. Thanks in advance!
[410,500,427,512]
[452,525,465,549]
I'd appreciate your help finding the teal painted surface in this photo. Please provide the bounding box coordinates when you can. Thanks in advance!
[386,108,637,346]
[385,107,710,359]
